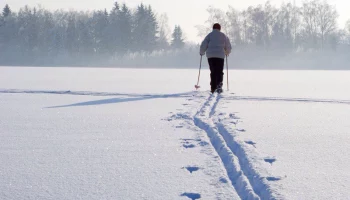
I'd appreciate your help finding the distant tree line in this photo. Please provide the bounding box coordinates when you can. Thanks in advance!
[0,0,350,68]
[197,0,350,52]
[0,2,185,65]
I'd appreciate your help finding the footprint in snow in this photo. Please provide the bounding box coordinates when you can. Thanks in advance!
[183,166,200,174]
[199,141,209,146]
[229,113,240,119]
[264,157,277,165]
[236,129,246,132]
[176,125,184,128]
[266,176,282,181]
[181,138,201,142]
[166,114,192,121]
[181,140,195,148]
[181,193,201,200]
[245,141,257,148]
[219,177,228,183]
[181,139,203,149]
[183,144,196,149]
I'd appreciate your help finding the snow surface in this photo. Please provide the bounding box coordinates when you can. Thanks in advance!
[1,67,350,199]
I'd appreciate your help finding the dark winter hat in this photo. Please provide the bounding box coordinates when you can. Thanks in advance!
[213,23,221,30]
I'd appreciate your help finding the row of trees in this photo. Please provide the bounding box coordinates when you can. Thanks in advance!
[1,0,349,68]
[197,0,350,52]
[0,3,185,65]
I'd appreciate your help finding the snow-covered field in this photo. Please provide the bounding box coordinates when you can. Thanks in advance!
[1,67,350,200]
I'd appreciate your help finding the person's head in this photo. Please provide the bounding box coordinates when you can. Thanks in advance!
[213,23,221,31]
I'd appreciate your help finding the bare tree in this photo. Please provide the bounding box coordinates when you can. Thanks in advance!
[301,0,338,50]
[301,0,319,49]
[240,10,250,45]
[157,13,170,50]
[243,2,277,48]
[226,6,243,46]
[316,0,338,49]
[291,1,301,49]
[263,2,278,48]
[196,6,228,38]
[345,20,350,45]
[272,3,293,49]
[275,3,301,50]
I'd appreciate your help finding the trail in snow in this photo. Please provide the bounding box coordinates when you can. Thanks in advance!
[3,88,341,199]
[171,92,285,200]
[225,96,350,105]
[193,94,259,199]
[0,89,193,98]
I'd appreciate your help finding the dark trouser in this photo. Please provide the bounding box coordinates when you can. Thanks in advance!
[208,58,224,92]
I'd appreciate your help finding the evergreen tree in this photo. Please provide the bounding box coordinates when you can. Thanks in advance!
[107,1,121,54]
[36,9,55,57]
[92,10,109,54]
[117,4,132,53]
[133,4,158,52]
[112,2,120,12]
[171,25,185,49]
[65,14,78,55]
[2,4,11,17]
[132,3,146,51]
[144,5,158,52]
[17,6,39,56]
[77,18,94,55]
[0,6,17,63]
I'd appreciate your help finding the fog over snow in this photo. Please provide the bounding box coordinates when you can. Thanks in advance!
[4,0,350,42]
[1,0,350,68]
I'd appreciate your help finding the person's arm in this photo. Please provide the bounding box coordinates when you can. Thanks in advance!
[224,35,232,56]
[200,34,210,55]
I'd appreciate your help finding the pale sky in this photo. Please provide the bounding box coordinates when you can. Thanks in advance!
[1,0,349,42]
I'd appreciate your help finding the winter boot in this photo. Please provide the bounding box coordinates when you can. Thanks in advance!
[216,82,223,94]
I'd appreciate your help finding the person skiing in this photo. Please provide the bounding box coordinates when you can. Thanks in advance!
[200,23,232,94]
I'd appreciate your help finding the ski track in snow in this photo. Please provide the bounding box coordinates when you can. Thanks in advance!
[4,88,342,199]
[171,92,285,200]
[194,94,260,200]
[225,96,350,105]
[0,89,193,98]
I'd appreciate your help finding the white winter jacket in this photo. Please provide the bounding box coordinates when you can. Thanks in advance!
[200,29,232,59]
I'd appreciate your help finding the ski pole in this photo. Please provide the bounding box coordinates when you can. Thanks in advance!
[226,55,229,91]
[195,56,202,90]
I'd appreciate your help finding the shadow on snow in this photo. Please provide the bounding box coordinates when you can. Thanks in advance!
[46,92,194,108]
[1,89,350,107]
